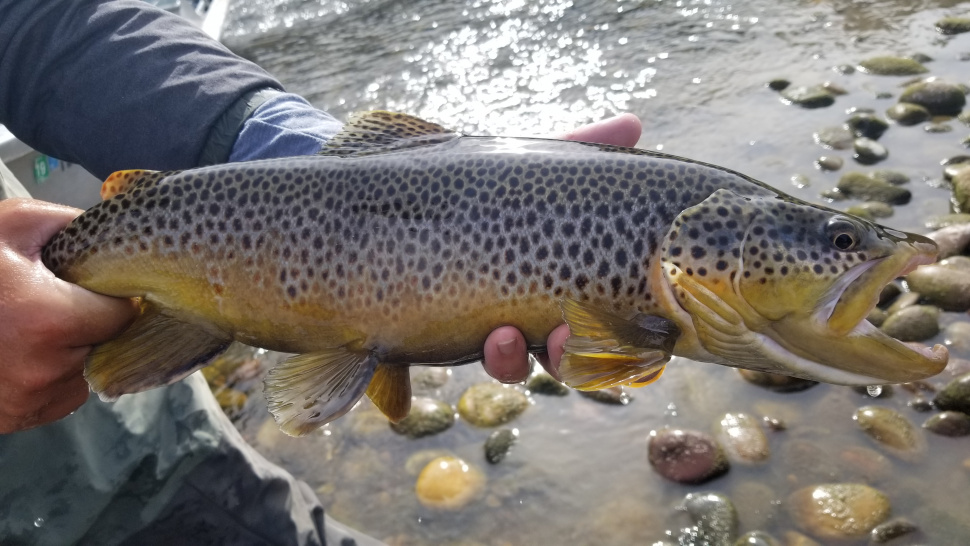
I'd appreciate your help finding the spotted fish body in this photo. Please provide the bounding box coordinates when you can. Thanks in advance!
[42,112,948,435]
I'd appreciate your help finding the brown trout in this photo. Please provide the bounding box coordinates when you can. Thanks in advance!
[42,111,948,436]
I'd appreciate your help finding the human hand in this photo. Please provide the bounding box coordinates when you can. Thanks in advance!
[481,113,643,384]
[0,199,137,433]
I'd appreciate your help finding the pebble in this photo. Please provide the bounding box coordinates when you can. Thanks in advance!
[904,264,970,311]
[899,79,967,116]
[925,122,953,133]
[925,213,970,229]
[648,428,730,484]
[879,305,940,341]
[908,397,935,412]
[877,281,903,306]
[857,56,928,76]
[483,428,519,463]
[388,397,455,438]
[679,492,738,546]
[835,172,910,204]
[933,372,970,414]
[886,102,930,125]
[833,64,855,75]
[870,517,919,543]
[404,449,454,475]
[814,125,854,149]
[736,369,818,392]
[870,169,909,185]
[944,321,970,354]
[846,113,889,139]
[936,16,970,35]
[415,456,485,510]
[845,201,893,220]
[735,531,780,546]
[922,411,970,437]
[457,383,529,427]
[838,446,892,481]
[787,483,891,539]
[953,168,970,213]
[853,405,926,460]
[525,372,569,396]
[766,78,790,91]
[927,223,970,258]
[714,413,770,464]
[410,366,451,393]
[578,386,631,405]
[214,388,247,413]
[884,290,919,315]
[814,155,843,171]
[853,138,889,165]
[781,86,835,108]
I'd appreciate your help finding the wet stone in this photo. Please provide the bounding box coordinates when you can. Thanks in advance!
[857,56,928,76]
[410,366,451,393]
[953,168,970,212]
[838,446,892,481]
[834,63,856,75]
[870,169,909,185]
[736,369,818,392]
[389,397,455,438]
[822,81,848,95]
[853,138,889,165]
[905,264,970,312]
[878,281,903,306]
[846,113,889,139]
[943,162,970,182]
[853,405,926,460]
[899,79,967,116]
[870,517,918,543]
[648,428,730,484]
[880,305,940,341]
[925,213,970,229]
[814,155,843,171]
[936,16,970,35]
[457,383,529,427]
[960,111,970,126]
[214,388,247,413]
[766,78,790,91]
[525,372,569,396]
[578,386,631,405]
[884,290,920,315]
[781,86,835,108]
[886,102,930,125]
[735,531,780,546]
[484,428,519,463]
[928,222,970,258]
[933,372,970,414]
[790,173,811,188]
[814,125,855,149]
[908,397,934,412]
[762,416,786,431]
[922,411,970,437]
[925,122,953,133]
[835,172,910,204]
[787,483,891,539]
[908,52,934,64]
[714,413,770,464]
[679,492,738,546]
[415,456,485,510]
[846,201,893,220]
[944,321,970,354]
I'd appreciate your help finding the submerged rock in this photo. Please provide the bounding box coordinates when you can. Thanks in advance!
[880,305,940,341]
[484,428,519,463]
[766,78,790,91]
[853,405,926,460]
[714,413,770,464]
[899,79,966,116]
[925,213,970,229]
[857,56,928,75]
[814,155,843,171]
[870,169,909,185]
[922,411,970,437]
[936,16,970,35]
[934,372,970,414]
[415,456,485,510]
[944,321,970,354]
[526,372,569,396]
[870,517,919,543]
[648,428,729,484]
[457,383,529,427]
[735,531,780,546]
[853,138,889,165]
[736,369,818,392]
[389,397,455,438]
[835,172,910,204]
[904,264,970,311]
[410,366,451,393]
[787,483,891,539]
[838,446,892,481]
[886,102,930,125]
[814,125,854,149]
[578,386,631,405]
[678,492,738,546]
[846,113,889,139]
[781,86,835,108]
[845,201,893,220]
[954,168,970,212]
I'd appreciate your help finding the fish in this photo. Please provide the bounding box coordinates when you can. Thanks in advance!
[42,111,949,436]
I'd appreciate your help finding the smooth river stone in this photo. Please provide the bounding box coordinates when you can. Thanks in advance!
[787,483,891,539]
[415,456,485,510]
[853,405,926,461]
[648,428,729,484]
[714,413,770,464]
[457,383,529,427]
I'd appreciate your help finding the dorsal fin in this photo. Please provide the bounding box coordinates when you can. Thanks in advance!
[320,111,460,157]
[101,169,168,200]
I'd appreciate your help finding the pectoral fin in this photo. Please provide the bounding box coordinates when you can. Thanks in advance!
[366,364,412,423]
[86,300,232,399]
[264,347,379,436]
[558,298,680,391]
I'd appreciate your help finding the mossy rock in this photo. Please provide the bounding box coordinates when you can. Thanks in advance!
[936,17,970,35]
[899,80,966,116]
[857,56,928,76]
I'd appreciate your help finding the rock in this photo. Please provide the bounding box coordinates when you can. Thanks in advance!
[648,428,729,484]
[846,201,893,219]
[870,169,909,185]
[899,79,967,116]
[834,64,855,75]
[908,53,934,64]
[405,449,454,475]
[781,86,835,108]
[735,531,780,545]
[410,366,451,393]
[853,405,926,460]
[457,383,529,427]
[822,81,848,95]
[835,172,910,204]
[880,305,940,341]
[714,413,770,464]
[484,428,519,463]
[838,446,892,481]
[846,113,889,139]
[679,492,738,546]
[790,173,811,188]
[853,138,888,165]
[214,388,247,413]
[787,483,891,539]
[904,264,970,311]
[736,369,818,392]
[766,79,790,91]
[926,122,954,133]
[389,397,455,438]
[936,16,970,35]
[927,223,970,258]
[886,102,930,125]
[961,110,970,125]
[933,372,970,414]
[877,281,903,306]
[578,386,631,405]
[944,321,970,354]
[814,155,843,171]
[922,411,970,437]
[870,517,918,543]
[857,56,928,76]
[525,372,569,396]
[884,290,920,315]
[954,168,970,213]
[415,456,485,510]
[814,125,855,149]
[909,397,934,412]
[925,213,970,229]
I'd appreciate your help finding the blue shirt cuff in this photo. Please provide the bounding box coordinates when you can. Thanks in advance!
[229,93,343,161]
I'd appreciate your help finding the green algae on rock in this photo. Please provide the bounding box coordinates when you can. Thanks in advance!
[857,56,928,76]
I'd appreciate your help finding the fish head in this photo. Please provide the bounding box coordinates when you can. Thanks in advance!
[660,188,948,385]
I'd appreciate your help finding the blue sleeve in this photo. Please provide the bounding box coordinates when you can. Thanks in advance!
[229,93,344,161]
[0,0,282,179]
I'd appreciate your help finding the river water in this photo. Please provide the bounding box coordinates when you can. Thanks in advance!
[219,1,970,544]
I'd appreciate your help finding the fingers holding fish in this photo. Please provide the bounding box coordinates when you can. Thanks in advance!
[559,113,643,147]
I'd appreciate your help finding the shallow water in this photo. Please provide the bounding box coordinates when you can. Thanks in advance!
[220,0,970,543]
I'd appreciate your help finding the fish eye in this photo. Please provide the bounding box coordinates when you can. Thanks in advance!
[826,217,860,251]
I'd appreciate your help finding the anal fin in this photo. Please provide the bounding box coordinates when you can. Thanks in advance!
[265,346,378,436]
[86,300,231,399]
[366,364,412,423]
[558,298,680,391]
